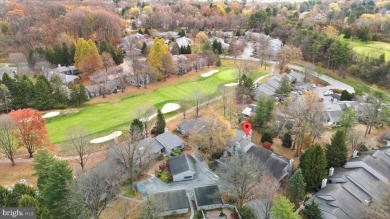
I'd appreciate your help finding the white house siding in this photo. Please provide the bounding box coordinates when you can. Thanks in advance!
[159,208,189,217]
[198,204,223,210]
[173,170,196,182]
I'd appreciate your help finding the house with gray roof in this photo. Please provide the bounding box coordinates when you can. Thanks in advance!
[247,146,293,181]
[149,189,190,217]
[224,129,293,181]
[194,185,223,210]
[177,118,208,136]
[310,147,390,219]
[137,137,164,157]
[176,37,192,48]
[168,153,196,182]
[155,132,184,155]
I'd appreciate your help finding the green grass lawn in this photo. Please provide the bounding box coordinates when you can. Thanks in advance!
[47,63,267,144]
[339,35,390,61]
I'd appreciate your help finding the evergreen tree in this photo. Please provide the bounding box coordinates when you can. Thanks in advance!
[0,185,11,207]
[141,42,148,55]
[18,195,52,219]
[69,44,76,65]
[130,118,144,135]
[51,75,69,108]
[19,75,35,108]
[271,196,300,219]
[138,29,143,34]
[0,84,12,113]
[34,75,55,110]
[303,201,322,219]
[186,45,192,54]
[8,183,36,207]
[276,75,291,96]
[41,160,73,219]
[69,84,88,106]
[33,150,57,191]
[144,28,150,35]
[282,133,292,148]
[326,130,348,168]
[299,144,327,191]
[52,44,63,65]
[261,132,273,144]
[153,109,166,135]
[113,47,124,65]
[179,29,186,37]
[252,96,274,128]
[286,169,306,205]
[62,43,71,66]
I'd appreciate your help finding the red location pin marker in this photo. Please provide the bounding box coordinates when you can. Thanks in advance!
[242,121,252,137]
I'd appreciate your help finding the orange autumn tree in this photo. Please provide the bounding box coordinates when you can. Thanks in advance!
[9,109,50,158]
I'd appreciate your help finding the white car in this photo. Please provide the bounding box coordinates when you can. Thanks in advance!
[323,90,334,96]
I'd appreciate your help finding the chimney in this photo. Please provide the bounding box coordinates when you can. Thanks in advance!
[329,167,334,176]
[321,178,327,188]
[352,150,358,158]
[58,64,61,68]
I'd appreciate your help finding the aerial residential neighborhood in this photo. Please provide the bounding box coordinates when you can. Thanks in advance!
[0,0,390,219]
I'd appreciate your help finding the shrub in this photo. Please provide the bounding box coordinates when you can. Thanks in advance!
[211,150,224,159]
[216,59,221,66]
[159,163,166,170]
[167,175,173,182]
[237,206,256,219]
[261,131,273,144]
[219,211,225,217]
[282,133,292,148]
[263,141,272,150]
[170,149,182,156]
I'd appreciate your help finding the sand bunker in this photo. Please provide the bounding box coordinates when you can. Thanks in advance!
[161,103,181,113]
[90,131,123,144]
[201,70,219,77]
[224,82,238,87]
[42,112,60,119]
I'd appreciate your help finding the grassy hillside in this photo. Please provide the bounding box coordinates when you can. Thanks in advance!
[339,35,390,62]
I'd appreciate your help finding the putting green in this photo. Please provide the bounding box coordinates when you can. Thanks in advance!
[339,35,390,61]
[46,67,255,144]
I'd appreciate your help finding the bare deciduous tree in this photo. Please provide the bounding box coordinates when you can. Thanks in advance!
[234,60,256,81]
[257,34,271,69]
[189,110,235,156]
[135,104,156,136]
[248,176,280,219]
[179,99,191,119]
[360,93,383,137]
[111,131,153,182]
[66,127,94,171]
[76,159,122,219]
[277,91,324,156]
[0,115,18,165]
[190,90,204,118]
[138,197,164,219]
[347,128,364,154]
[9,52,27,73]
[217,153,269,207]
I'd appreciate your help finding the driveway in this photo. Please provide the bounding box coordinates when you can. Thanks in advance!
[135,154,219,196]
[287,64,355,93]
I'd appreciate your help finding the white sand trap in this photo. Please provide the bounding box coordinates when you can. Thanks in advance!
[90,131,123,144]
[225,82,238,87]
[161,103,181,114]
[201,70,219,77]
[42,112,60,118]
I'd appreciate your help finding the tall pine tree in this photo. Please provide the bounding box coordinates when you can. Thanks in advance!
[33,150,57,191]
[286,169,306,205]
[41,160,73,219]
[34,75,55,110]
[154,109,166,135]
[299,144,327,191]
[303,201,322,219]
[326,130,348,168]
